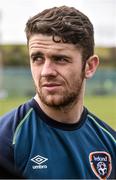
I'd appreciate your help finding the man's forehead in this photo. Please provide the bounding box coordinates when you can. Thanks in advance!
[28,34,77,51]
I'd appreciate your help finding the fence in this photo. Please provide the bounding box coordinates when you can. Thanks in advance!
[0,67,116,98]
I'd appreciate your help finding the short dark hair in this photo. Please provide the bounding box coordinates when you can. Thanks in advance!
[25,6,94,62]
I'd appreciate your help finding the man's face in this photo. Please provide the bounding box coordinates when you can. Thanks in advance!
[29,34,85,108]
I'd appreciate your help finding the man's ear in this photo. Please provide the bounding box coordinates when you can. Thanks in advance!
[85,55,99,79]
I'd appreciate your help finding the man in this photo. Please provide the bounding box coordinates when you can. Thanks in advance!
[0,6,115,179]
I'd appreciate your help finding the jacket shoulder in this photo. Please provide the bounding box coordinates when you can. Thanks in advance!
[0,99,32,161]
[87,111,116,143]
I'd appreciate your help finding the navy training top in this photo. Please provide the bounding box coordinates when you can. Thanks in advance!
[0,98,116,179]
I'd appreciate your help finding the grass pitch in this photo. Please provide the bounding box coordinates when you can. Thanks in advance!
[0,96,116,129]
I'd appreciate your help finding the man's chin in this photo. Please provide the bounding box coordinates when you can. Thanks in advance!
[41,95,62,107]
[39,93,71,108]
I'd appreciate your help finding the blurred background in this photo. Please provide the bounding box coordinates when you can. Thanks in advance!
[0,0,116,128]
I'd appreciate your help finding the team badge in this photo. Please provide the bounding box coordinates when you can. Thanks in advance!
[89,151,112,179]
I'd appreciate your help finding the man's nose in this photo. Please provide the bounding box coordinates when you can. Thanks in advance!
[41,60,57,77]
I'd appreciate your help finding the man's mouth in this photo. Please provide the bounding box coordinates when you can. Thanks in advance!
[42,83,62,92]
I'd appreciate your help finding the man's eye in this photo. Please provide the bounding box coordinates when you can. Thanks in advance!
[54,57,68,63]
[32,56,43,62]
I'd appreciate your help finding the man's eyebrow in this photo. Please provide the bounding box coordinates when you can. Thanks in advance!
[51,54,71,59]
[30,51,43,58]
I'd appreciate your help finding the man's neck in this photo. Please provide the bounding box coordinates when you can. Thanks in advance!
[34,95,84,124]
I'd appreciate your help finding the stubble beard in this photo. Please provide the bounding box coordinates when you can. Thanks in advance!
[34,74,85,110]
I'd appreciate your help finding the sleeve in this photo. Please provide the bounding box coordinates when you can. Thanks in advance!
[0,109,17,164]
[0,100,31,165]
[0,155,24,179]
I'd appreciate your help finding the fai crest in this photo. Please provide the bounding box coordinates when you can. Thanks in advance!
[89,151,112,179]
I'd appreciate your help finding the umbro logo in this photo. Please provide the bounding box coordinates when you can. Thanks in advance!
[31,155,48,169]
[31,155,48,165]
